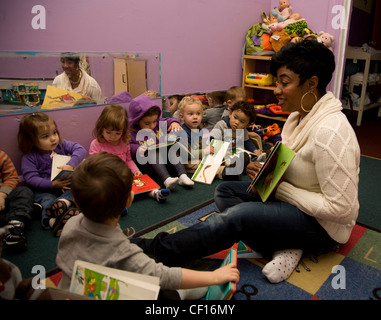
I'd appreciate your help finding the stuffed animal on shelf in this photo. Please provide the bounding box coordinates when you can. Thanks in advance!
[271,0,292,22]
[317,31,335,51]
[261,11,278,28]
[263,123,282,144]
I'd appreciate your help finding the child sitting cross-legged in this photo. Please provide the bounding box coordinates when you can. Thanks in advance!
[56,152,239,299]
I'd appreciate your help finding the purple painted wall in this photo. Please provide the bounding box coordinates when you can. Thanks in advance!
[0,0,269,95]
[0,99,161,173]
[0,0,350,173]
[0,0,348,96]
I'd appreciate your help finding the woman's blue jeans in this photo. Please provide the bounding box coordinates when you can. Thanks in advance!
[132,181,338,266]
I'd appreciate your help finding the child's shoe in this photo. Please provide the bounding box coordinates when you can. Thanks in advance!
[3,220,26,250]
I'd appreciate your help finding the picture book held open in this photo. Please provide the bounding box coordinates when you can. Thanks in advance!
[191,139,230,184]
[70,260,160,300]
[246,141,295,201]
[42,85,92,109]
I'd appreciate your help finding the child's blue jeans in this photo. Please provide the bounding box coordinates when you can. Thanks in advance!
[34,189,73,229]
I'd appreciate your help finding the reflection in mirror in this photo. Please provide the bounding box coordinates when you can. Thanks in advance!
[0,52,161,115]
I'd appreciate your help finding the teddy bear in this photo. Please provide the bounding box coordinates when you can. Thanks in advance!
[271,0,292,22]
[317,31,335,51]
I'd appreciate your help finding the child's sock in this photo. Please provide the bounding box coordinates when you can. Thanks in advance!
[48,218,56,228]
[178,173,194,187]
[164,177,179,190]
[58,198,71,208]
[151,189,171,203]
[262,249,302,283]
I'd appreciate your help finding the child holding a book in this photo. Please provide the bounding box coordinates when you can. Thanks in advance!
[129,94,194,190]
[210,101,265,179]
[56,152,239,298]
[17,112,86,236]
[89,104,170,204]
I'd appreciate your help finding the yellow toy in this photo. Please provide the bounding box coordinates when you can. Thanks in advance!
[245,73,274,86]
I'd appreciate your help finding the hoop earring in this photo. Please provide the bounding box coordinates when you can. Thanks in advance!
[301,91,317,113]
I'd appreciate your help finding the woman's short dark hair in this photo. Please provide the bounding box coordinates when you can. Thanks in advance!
[270,40,336,94]
[61,52,80,63]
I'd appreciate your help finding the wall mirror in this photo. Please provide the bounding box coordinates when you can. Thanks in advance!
[0,51,161,116]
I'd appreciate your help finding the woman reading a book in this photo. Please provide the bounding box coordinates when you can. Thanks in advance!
[132,40,360,284]
[52,52,103,104]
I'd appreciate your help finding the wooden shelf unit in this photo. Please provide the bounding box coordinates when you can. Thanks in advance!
[242,55,287,123]
[344,47,381,126]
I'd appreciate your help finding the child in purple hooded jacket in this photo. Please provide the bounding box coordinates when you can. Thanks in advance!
[18,112,86,236]
[128,94,194,190]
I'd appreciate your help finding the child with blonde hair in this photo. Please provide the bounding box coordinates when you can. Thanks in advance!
[176,96,207,172]
[89,104,170,204]
[17,112,86,236]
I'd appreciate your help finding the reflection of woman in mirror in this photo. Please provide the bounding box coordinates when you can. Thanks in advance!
[52,53,103,104]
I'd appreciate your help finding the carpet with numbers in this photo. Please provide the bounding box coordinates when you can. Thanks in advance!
[137,202,381,300]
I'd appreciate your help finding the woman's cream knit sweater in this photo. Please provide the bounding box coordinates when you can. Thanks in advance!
[275,92,360,244]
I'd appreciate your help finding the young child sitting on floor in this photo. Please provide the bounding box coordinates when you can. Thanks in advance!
[18,112,86,236]
[56,152,239,299]
[202,90,226,128]
[210,101,265,178]
[0,150,35,250]
[128,94,194,190]
[221,86,246,118]
[89,104,170,204]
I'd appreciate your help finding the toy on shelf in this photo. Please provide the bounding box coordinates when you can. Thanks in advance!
[271,0,292,22]
[268,104,290,115]
[317,31,335,51]
[255,103,290,116]
[5,82,41,107]
[263,123,282,144]
[245,73,274,86]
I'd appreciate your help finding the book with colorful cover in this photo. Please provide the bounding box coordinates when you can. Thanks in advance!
[246,141,295,202]
[132,174,160,194]
[42,85,92,109]
[205,245,238,300]
[191,139,230,184]
[70,260,160,300]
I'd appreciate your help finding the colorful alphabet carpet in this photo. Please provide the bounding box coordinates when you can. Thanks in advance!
[139,202,381,300]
